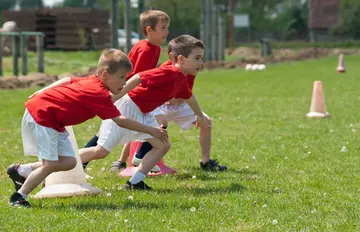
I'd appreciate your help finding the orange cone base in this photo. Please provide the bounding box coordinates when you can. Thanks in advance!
[119,164,176,177]
[33,183,101,199]
[306,112,330,118]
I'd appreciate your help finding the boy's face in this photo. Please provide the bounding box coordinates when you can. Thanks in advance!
[102,69,129,95]
[180,48,204,76]
[148,20,169,45]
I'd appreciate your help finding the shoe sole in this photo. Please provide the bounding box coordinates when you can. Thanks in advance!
[7,168,24,191]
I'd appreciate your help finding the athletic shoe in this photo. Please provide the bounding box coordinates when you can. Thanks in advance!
[8,192,31,208]
[7,163,26,191]
[110,161,127,172]
[200,159,227,171]
[125,180,152,190]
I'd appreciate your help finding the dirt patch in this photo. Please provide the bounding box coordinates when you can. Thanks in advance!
[1,48,358,89]
[208,47,360,69]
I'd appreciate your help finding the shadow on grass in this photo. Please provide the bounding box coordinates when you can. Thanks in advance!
[157,182,246,195]
[45,200,165,211]
[175,167,258,180]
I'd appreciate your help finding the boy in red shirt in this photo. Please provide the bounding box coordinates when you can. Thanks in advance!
[6,49,167,207]
[113,35,227,171]
[82,10,170,172]
[79,35,210,190]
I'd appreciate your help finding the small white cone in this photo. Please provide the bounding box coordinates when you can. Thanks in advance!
[336,54,346,73]
[306,81,330,118]
[33,126,101,199]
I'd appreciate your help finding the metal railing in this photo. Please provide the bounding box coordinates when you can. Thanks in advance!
[0,31,44,76]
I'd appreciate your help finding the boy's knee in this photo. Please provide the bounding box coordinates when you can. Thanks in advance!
[163,141,171,153]
[206,116,212,126]
[66,157,77,170]
[95,145,110,159]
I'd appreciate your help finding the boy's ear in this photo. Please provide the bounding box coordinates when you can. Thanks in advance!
[169,52,174,61]
[100,70,109,80]
[145,26,152,34]
[177,55,185,64]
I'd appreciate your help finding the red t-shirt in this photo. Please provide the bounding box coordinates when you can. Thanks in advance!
[128,65,193,113]
[126,40,161,80]
[25,75,120,132]
[160,59,196,90]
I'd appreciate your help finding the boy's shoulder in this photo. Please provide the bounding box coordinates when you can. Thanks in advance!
[131,40,160,53]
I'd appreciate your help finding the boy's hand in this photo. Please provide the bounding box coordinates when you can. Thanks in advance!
[167,98,185,105]
[196,115,210,129]
[149,127,168,142]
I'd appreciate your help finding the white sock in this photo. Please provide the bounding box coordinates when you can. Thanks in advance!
[18,164,33,178]
[129,171,146,185]
[17,190,28,199]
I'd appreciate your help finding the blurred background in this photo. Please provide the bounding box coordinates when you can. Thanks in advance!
[1,0,359,51]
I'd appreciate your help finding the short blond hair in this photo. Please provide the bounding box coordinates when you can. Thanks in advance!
[140,10,170,36]
[96,49,132,76]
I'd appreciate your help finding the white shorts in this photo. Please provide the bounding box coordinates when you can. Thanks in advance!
[159,102,208,130]
[98,94,159,152]
[21,109,75,161]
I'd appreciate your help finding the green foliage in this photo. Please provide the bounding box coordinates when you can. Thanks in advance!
[0,0,15,12]
[336,1,360,39]
[18,0,44,9]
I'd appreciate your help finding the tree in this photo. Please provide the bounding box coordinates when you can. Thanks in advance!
[336,0,360,39]
[19,0,44,9]
[0,0,16,24]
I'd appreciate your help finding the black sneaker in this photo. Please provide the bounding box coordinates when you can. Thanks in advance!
[125,180,152,190]
[8,192,31,208]
[200,159,227,171]
[7,163,26,191]
[110,161,127,172]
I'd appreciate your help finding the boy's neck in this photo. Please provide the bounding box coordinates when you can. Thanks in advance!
[174,63,188,76]
[145,38,160,46]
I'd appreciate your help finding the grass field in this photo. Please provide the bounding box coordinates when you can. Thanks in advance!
[1,50,171,76]
[1,54,360,231]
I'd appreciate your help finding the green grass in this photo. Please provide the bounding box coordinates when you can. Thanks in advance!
[2,50,170,77]
[1,55,360,231]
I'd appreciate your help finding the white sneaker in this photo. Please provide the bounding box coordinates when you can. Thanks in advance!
[132,156,160,173]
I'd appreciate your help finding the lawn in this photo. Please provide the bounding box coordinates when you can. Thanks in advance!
[1,54,360,231]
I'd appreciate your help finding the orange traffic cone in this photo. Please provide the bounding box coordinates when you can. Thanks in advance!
[306,81,330,118]
[119,141,176,177]
[336,54,346,73]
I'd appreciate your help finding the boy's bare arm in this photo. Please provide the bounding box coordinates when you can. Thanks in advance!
[111,74,141,102]
[29,77,71,98]
[185,95,210,129]
[185,95,204,118]
[111,115,168,142]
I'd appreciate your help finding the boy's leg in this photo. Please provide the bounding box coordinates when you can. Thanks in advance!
[82,133,99,169]
[9,156,76,207]
[199,116,212,164]
[110,143,130,171]
[18,156,76,195]
[7,162,42,191]
[132,114,168,167]
[164,104,227,171]
[197,116,227,171]
[126,137,170,190]
[79,145,110,164]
